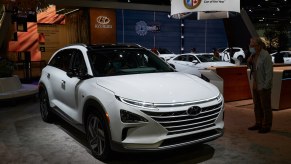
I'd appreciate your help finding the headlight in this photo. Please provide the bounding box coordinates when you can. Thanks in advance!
[216,93,223,102]
[120,109,148,123]
[115,96,156,109]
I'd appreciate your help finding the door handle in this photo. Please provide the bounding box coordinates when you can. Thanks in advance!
[61,80,66,89]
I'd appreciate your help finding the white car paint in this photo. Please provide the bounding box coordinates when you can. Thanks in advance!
[218,47,245,63]
[97,72,217,103]
[270,51,291,64]
[39,44,224,160]
[167,53,235,75]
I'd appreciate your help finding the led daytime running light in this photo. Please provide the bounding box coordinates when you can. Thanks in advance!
[116,96,156,109]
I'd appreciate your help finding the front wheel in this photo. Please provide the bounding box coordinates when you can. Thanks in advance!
[86,111,111,161]
[39,88,54,123]
[237,56,244,64]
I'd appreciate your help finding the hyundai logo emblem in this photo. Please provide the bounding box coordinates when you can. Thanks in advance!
[187,106,201,116]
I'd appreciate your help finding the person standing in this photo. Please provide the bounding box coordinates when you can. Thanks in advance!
[191,48,196,53]
[247,37,273,134]
[213,48,220,60]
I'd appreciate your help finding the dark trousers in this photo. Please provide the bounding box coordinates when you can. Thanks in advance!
[252,89,272,128]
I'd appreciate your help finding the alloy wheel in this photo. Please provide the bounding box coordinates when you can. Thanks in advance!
[87,115,106,156]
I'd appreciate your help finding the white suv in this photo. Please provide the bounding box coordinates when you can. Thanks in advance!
[39,44,224,161]
[219,47,245,63]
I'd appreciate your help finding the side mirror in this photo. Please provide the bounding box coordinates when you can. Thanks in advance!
[67,68,77,78]
[67,68,91,80]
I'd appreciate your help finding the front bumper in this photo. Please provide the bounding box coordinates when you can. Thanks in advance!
[108,96,224,152]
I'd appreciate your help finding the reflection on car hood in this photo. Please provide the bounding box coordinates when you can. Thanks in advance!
[96,72,219,103]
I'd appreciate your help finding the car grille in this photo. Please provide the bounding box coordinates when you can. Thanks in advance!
[141,102,222,135]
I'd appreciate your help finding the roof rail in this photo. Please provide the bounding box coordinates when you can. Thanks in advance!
[63,43,87,48]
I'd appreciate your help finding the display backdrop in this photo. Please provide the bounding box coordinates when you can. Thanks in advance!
[8,5,65,62]
[89,8,116,44]
[116,9,227,53]
[171,0,240,20]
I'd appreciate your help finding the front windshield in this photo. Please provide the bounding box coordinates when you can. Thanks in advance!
[88,48,174,76]
[196,54,221,62]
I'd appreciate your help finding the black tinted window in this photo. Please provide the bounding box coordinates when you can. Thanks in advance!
[88,48,173,76]
[174,55,188,61]
[49,49,73,72]
[71,49,87,73]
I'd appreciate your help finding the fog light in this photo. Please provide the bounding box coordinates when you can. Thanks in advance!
[120,109,148,123]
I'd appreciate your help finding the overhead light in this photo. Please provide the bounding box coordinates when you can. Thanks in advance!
[277,8,280,11]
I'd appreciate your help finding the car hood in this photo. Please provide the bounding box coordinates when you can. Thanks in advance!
[96,72,219,103]
[197,62,235,69]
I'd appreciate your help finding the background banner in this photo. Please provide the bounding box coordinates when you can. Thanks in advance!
[171,0,240,19]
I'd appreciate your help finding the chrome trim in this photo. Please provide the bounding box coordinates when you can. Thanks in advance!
[155,94,221,108]
[159,131,223,150]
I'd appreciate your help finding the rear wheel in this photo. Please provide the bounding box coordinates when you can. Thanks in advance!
[39,88,54,122]
[86,110,111,161]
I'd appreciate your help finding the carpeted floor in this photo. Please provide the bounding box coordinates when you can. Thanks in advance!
[1,98,291,164]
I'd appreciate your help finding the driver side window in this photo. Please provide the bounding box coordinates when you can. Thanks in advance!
[49,49,73,72]
[71,49,87,75]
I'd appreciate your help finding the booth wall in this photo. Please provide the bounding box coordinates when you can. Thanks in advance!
[116,9,228,54]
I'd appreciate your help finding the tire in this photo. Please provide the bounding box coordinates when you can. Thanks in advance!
[86,110,111,161]
[39,87,54,123]
[237,56,243,64]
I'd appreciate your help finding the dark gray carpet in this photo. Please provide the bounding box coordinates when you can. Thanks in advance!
[1,99,291,164]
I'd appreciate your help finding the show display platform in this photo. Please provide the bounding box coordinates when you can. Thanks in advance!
[271,66,291,110]
[0,75,38,100]
[200,69,224,94]
[209,66,252,102]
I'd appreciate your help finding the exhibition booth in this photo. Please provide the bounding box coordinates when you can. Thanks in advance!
[246,65,291,110]
[1,0,290,109]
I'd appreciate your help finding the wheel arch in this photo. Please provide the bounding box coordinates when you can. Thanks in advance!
[38,82,47,97]
[82,98,110,130]
[83,98,113,160]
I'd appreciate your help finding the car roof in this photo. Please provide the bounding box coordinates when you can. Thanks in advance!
[220,47,242,50]
[62,43,143,50]
[183,53,213,56]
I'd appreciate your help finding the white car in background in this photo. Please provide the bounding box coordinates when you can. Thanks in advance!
[167,53,235,74]
[39,44,224,161]
[218,47,245,63]
[151,48,177,61]
[270,51,291,64]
